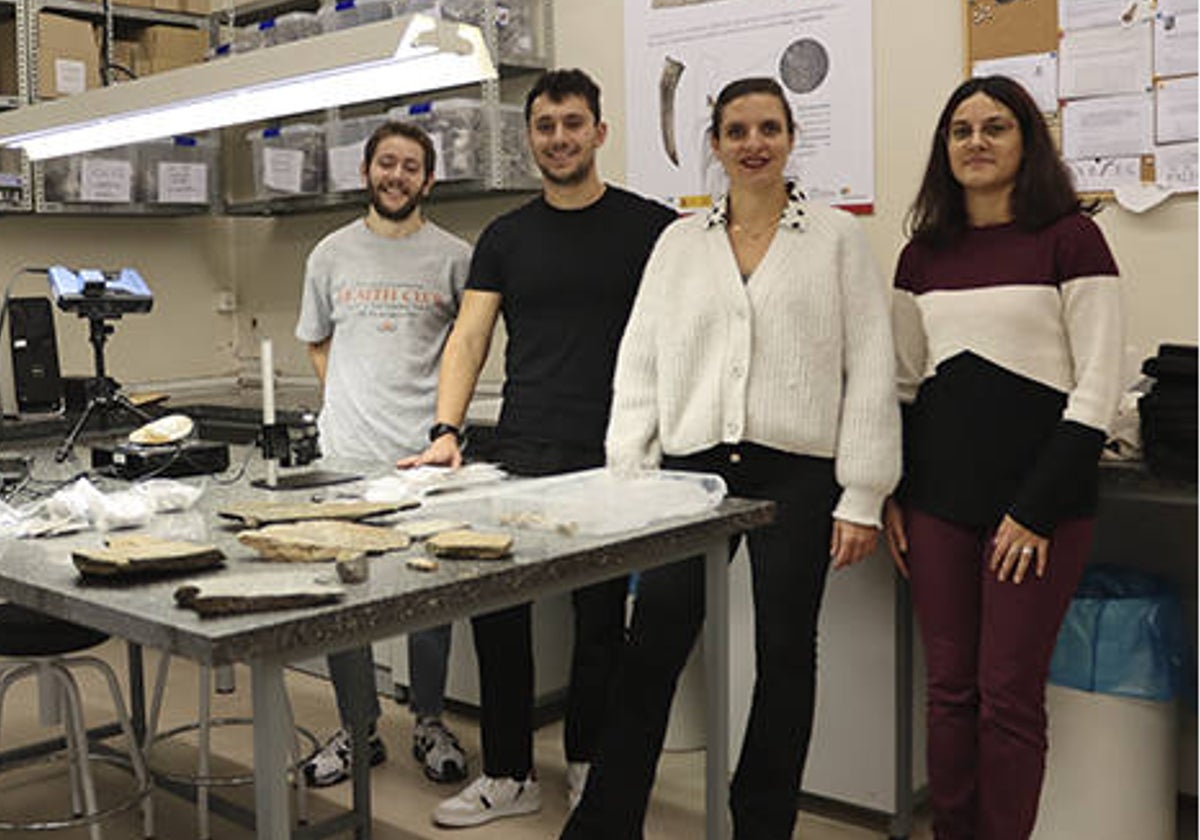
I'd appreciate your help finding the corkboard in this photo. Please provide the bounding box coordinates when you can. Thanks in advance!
[965,0,1059,65]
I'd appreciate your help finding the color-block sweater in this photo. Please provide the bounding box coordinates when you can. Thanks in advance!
[892,213,1124,535]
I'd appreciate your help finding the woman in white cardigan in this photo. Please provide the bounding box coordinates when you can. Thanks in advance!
[561,77,901,840]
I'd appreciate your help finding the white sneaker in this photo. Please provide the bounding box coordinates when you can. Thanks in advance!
[432,774,542,827]
[566,761,590,811]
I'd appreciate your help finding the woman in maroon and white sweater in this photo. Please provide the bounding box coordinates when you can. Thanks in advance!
[885,76,1123,840]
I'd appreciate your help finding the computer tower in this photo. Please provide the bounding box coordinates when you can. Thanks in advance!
[7,296,63,414]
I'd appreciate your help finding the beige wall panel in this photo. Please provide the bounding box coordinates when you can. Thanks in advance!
[0,215,236,385]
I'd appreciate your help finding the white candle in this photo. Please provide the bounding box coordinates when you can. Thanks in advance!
[261,338,276,424]
[261,337,278,488]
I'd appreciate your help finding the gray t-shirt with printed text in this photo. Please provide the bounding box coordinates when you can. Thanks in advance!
[295,218,470,462]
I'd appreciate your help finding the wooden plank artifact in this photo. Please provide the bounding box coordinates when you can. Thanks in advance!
[73,534,225,578]
[237,520,412,562]
[425,529,513,560]
[174,571,345,617]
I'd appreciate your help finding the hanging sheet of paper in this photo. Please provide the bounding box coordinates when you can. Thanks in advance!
[1066,156,1143,192]
[80,158,133,203]
[1058,20,1153,99]
[1155,141,1198,191]
[624,0,874,212]
[157,162,208,204]
[1062,91,1153,158]
[1058,0,1150,31]
[327,142,366,192]
[972,52,1059,113]
[263,147,305,193]
[1154,10,1199,76]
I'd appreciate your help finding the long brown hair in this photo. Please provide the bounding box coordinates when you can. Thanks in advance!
[907,75,1084,247]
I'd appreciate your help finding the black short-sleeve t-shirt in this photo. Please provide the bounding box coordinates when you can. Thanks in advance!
[468,186,676,447]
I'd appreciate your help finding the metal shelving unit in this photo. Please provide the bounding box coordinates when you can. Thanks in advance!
[222,0,553,215]
[6,0,552,216]
[25,0,212,214]
[0,0,31,210]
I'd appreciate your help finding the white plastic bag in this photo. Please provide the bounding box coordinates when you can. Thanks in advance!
[487,468,727,536]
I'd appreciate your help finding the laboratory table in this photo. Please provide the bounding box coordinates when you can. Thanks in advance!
[0,458,773,840]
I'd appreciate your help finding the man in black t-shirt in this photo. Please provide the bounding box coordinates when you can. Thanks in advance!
[401,68,676,828]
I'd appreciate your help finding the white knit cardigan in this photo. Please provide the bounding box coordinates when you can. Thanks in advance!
[605,199,901,527]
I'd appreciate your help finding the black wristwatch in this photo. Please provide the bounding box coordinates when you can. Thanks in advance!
[428,422,464,444]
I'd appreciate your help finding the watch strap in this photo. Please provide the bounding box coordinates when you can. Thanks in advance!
[429,422,463,443]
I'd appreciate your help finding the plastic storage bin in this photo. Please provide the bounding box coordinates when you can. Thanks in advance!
[268,11,322,45]
[496,103,538,187]
[324,114,387,191]
[389,98,537,186]
[43,147,137,204]
[440,0,536,62]
[318,0,393,33]
[137,135,217,206]
[246,124,326,198]
[232,21,269,53]
[1033,565,1186,840]
[389,98,484,181]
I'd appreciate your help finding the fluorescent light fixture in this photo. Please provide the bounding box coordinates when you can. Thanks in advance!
[0,14,496,160]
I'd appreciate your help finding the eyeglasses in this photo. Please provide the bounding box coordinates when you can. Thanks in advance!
[947,119,1018,144]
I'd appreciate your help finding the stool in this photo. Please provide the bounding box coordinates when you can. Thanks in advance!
[0,604,153,839]
[145,654,317,839]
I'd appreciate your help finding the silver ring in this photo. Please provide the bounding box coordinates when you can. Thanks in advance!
[1019,546,1034,555]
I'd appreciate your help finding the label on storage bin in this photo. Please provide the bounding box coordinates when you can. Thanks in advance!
[158,162,208,204]
[262,147,305,193]
[53,59,87,96]
[80,159,133,202]
[327,142,366,192]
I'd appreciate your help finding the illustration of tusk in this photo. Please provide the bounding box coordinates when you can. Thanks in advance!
[659,56,685,167]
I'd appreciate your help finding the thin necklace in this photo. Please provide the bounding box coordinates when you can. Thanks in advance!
[729,219,777,239]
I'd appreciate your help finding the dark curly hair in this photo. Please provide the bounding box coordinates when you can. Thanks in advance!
[524,68,602,125]
[907,75,1085,247]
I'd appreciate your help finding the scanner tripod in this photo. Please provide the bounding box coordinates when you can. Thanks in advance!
[54,312,152,462]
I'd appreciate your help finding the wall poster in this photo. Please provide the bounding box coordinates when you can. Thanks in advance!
[624,0,874,212]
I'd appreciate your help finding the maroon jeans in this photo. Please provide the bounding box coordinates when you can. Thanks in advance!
[904,507,1093,840]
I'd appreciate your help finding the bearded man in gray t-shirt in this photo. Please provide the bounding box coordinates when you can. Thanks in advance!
[294,121,471,788]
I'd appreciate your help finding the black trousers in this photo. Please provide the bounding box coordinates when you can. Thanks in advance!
[562,443,839,840]
[471,435,629,778]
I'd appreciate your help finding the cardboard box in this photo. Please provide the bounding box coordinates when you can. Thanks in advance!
[37,12,101,99]
[137,25,208,75]
[109,38,147,81]
[0,18,18,97]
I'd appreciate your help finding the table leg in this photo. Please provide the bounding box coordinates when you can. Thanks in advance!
[125,642,146,744]
[345,677,374,838]
[252,657,292,840]
[703,541,731,840]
